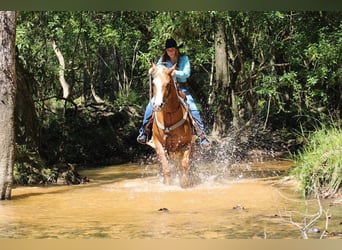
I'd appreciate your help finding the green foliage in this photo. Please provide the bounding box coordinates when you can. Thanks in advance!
[16,11,342,122]
[291,123,342,197]
[38,100,144,166]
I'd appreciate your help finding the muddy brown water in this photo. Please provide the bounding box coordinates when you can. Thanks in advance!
[0,161,341,239]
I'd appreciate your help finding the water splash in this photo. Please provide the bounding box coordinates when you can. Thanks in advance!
[137,120,291,187]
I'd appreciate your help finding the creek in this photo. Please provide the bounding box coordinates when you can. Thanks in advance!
[0,160,341,239]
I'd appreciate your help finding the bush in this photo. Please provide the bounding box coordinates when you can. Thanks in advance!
[291,124,342,198]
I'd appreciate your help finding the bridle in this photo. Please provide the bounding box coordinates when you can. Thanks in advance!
[149,67,173,111]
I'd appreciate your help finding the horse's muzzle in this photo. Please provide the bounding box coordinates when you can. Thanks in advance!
[153,101,166,111]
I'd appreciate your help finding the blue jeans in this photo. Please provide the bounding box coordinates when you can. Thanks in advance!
[139,86,205,135]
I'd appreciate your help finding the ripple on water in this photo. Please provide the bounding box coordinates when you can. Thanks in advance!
[2,162,341,239]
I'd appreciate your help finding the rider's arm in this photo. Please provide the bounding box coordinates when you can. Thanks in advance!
[174,55,190,82]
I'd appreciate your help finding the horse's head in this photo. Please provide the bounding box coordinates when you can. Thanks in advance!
[149,63,177,111]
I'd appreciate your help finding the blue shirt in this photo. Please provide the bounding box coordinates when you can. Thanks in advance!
[157,55,191,83]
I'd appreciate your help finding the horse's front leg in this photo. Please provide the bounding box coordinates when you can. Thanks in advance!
[160,153,171,185]
[180,145,192,188]
[155,142,171,185]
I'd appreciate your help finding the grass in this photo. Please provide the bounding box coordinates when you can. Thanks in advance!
[291,123,342,198]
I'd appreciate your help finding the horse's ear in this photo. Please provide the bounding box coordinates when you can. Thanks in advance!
[149,63,157,75]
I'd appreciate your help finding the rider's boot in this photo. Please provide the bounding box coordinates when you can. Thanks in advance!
[198,132,210,148]
[188,112,210,149]
[137,119,153,144]
[137,131,148,144]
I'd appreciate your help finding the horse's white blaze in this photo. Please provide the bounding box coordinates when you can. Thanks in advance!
[153,70,164,107]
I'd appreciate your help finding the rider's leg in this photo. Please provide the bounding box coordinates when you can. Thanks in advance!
[179,86,210,147]
[137,101,153,144]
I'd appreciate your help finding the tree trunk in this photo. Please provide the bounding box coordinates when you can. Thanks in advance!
[210,18,232,138]
[0,11,17,200]
[226,16,245,130]
[52,40,71,99]
[15,58,39,149]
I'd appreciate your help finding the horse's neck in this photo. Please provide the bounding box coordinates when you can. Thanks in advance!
[164,84,181,113]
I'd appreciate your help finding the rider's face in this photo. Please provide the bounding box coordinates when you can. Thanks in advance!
[166,48,177,58]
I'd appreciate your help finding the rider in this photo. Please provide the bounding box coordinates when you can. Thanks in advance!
[137,38,210,148]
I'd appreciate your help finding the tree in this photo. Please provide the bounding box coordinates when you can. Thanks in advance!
[0,11,17,200]
[52,39,71,99]
[210,15,232,137]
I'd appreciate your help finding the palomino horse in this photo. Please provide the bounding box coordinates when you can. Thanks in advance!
[147,64,194,187]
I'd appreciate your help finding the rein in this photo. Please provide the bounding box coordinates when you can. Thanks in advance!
[149,73,153,102]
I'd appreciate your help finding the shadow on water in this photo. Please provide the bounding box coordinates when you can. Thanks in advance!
[11,164,156,201]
